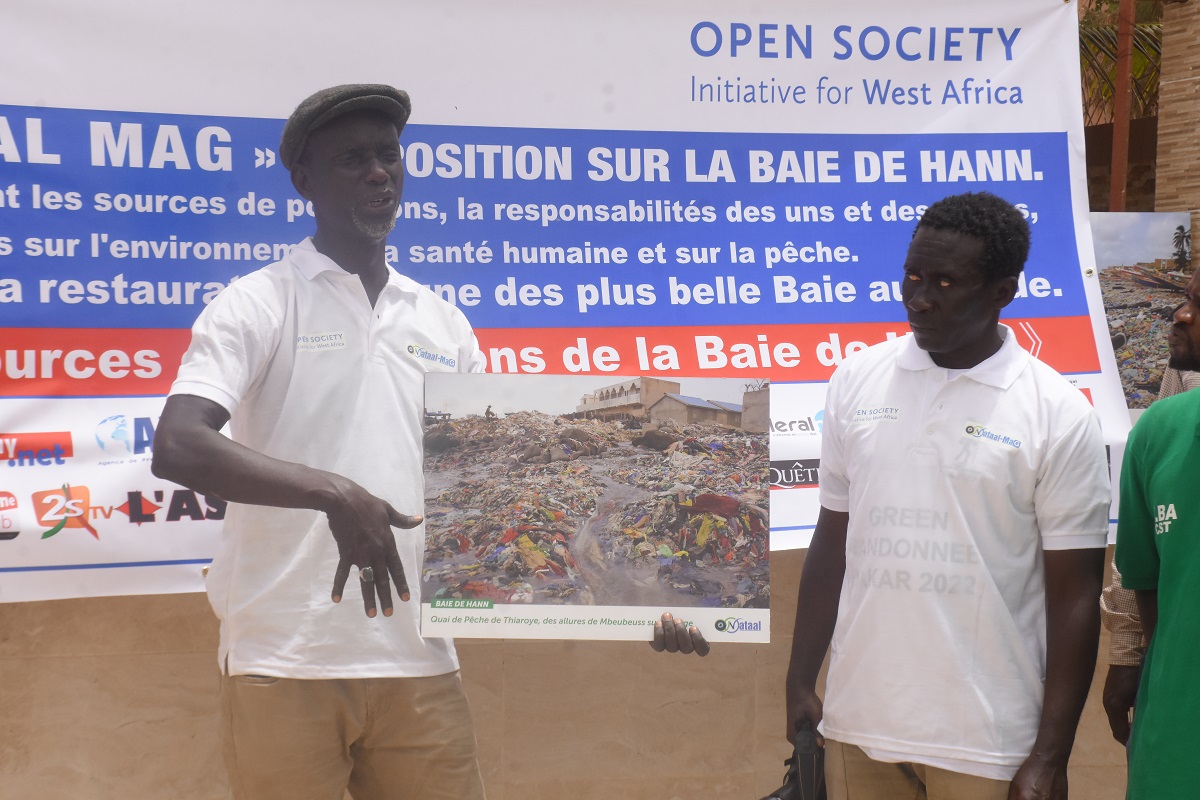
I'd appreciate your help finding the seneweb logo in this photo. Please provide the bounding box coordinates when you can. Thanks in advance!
[0,490,18,540]
[33,484,99,539]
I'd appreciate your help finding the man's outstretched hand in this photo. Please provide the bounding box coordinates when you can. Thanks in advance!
[327,479,422,618]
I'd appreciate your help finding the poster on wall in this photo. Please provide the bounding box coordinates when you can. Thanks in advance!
[420,373,769,641]
[1093,211,1193,409]
[0,0,1126,599]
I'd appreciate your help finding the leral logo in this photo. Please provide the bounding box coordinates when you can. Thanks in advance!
[771,409,824,436]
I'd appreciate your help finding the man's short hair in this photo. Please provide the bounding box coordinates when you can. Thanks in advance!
[280,84,411,171]
[916,192,1031,282]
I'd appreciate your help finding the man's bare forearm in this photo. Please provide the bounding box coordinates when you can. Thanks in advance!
[787,508,848,689]
[1029,548,1105,761]
[151,394,345,514]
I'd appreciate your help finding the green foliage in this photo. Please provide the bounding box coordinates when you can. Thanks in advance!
[1081,0,1163,25]
[1079,22,1162,125]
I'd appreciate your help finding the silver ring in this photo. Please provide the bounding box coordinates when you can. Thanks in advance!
[359,566,375,583]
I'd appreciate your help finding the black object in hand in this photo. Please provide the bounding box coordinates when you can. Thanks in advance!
[760,721,826,800]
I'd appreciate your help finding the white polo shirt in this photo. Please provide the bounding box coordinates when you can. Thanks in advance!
[171,238,485,679]
[818,326,1108,779]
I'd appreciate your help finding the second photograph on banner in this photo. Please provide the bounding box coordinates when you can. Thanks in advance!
[420,374,769,642]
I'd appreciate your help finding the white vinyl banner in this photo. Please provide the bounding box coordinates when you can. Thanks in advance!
[0,0,1126,600]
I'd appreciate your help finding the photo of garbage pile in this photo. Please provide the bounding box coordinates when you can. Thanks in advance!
[1092,211,1192,409]
[1100,267,1183,407]
[421,375,769,611]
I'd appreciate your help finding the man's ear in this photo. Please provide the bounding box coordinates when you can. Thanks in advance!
[290,164,312,201]
[993,275,1019,310]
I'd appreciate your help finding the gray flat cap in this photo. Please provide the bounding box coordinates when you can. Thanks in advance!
[280,84,411,170]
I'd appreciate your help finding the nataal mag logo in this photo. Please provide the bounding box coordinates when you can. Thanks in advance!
[406,344,457,369]
[963,422,1022,450]
[713,616,763,635]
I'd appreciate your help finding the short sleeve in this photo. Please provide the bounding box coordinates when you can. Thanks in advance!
[169,279,283,414]
[817,366,850,513]
[1034,402,1110,550]
[459,327,487,374]
[1115,417,1160,591]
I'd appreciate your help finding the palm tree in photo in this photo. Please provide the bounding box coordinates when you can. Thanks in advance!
[1172,225,1191,271]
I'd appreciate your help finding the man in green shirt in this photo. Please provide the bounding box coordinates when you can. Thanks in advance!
[1115,269,1200,799]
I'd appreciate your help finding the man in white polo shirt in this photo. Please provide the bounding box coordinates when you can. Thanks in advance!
[152,85,487,800]
[783,192,1109,800]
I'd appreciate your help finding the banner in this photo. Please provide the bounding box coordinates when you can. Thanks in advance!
[0,0,1126,599]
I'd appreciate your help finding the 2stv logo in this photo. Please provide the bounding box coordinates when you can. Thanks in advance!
[30,484,227,539]
[0,491,18,540]
[32,484,100,540]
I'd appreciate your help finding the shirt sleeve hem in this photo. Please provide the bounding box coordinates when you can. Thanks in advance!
[1041,532,1108,550]
[169,381,239,416]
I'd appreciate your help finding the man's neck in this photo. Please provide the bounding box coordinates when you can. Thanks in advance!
[311,231,389,306]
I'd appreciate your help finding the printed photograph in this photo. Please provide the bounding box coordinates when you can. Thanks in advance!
[1094,211,1193,408]
[422,374,770,610]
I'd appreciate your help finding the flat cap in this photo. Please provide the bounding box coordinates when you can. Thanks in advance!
[280,84,411,170]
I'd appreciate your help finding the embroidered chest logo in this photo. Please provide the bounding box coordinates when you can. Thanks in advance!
[296,331,347,352]
[407,344,457,369]
[850,406,900,424]
[963,422,1021,450]
[1155,503,1178,535]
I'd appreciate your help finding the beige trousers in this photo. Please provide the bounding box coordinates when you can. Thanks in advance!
[826,739,1011,800]
[220,670,484,800]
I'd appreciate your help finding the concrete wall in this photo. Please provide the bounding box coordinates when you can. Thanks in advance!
[742,388,771,434]
[0,548,1129,799]
[640,378,680,416]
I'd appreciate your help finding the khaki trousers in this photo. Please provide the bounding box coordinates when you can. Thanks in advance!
[220,670,484,800]
[826,740,1010,800]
